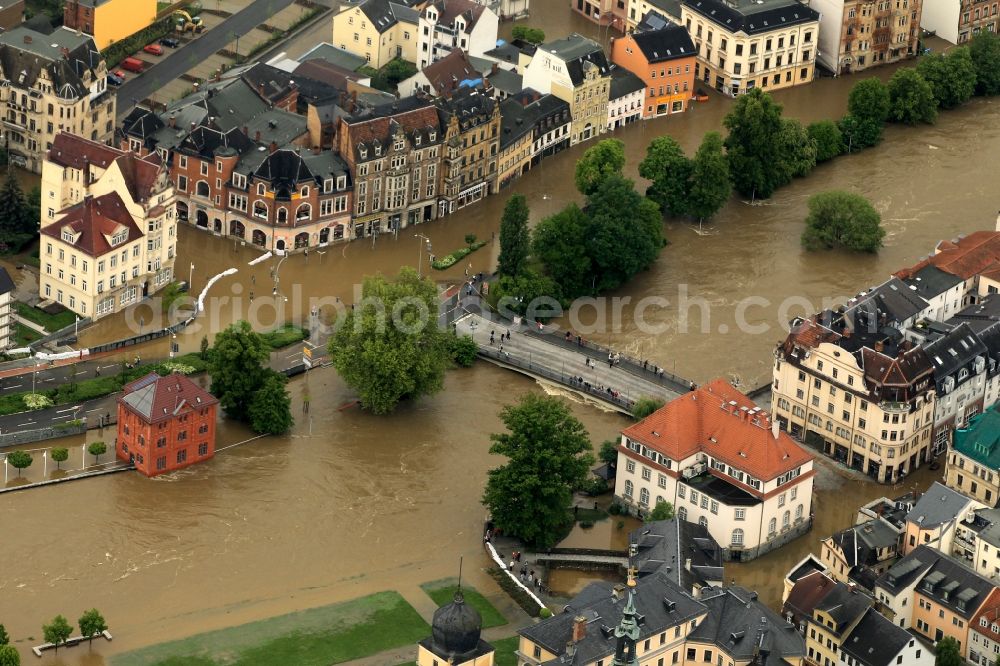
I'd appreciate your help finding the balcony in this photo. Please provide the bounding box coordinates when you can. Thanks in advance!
[879,401,910,413]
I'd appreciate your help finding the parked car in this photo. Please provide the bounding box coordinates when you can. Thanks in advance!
[121,57,144,73]
[143,44,164,56]
[107,72,125,86]
[159,37,180,48]
[114,69,127,79]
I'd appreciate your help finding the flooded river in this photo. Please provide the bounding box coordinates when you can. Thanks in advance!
[3,16,999,664]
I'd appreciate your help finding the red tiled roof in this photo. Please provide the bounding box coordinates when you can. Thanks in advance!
[47,132,125,170]
[40,192,143,258]
[419,49,483,96]
[972,588,1000,642]
[113,152,161,203]
[786,317,843,350]
[784,570,837,619]
[120,372,218,424]
[622,379,813,481]
[860,346,933,387]
[343,104,441,151]
[895,231,1000,281]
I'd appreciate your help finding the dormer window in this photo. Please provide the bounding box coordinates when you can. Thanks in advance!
[324,178,333,193]
[993,623,999,633]
[981,617,989,628]
[360,146,368,158]
[61,229,76,244]
[111,229,128,246]
[429,131,436,142]
[336,175,346,190]
[415,135,422,146]
[374,144,382,156]
[257,183,265,195]
[394,138,404,151]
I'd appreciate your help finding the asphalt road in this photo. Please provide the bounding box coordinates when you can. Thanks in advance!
[116,0,300,117]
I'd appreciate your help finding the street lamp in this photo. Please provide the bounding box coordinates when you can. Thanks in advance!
[189,262,194,288]
[414,233,432,278]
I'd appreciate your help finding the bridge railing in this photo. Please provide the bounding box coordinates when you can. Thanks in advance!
[478,346,636,412]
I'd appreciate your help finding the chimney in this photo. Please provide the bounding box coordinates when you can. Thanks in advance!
[771,419,780,440]
[571,615,587,642]
[168,115,176,128]
[875,340,885,353]
[268,141,277,154]
[685,558,692,572]
[23,34,31,44]
[255,130,261,142]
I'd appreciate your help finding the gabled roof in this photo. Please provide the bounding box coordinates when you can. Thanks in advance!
[682,0,819,35]
[629,22,695,63]
[342,96,442,159]
[621,379,813,482]
[972,588,1000,643]
[905,482,974,529]
[609,67,645,99]
[845,277,930,327]
[418,49,484,97]
[896,231,1000,282]
[350,0,418,33]
[628,518,723,591]
[841,607,917,666]
[924,322,987,379]
[902,264,964,301]
[422,0,487,31]
[900,546,996,620]
[539,33,610,86]
[828,519,900,569]
[113,152,162,204]
[120,372,218,424]
[0,26,102,96]
[783,570,837,624]
[296,43,368,72]
[41,193,143,258]
[690,586,805,661]
[47,132,125,171]
[814,581,874,634]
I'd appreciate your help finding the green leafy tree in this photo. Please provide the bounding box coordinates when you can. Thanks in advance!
[511,25,545,43]
[208,321,270,421]
[807,120,844,162]
[632,397,665,420]
[492,270,561,317]
[78,608,107,643]
[585,176,663,292]
[0,645,19,666]
[6,450,31,477]
[87,441,107,464]
[598,440,619,465]
[50,447,68,470]
[497,194,530,278]
[887,67,938,125]
[638,135,691,216]
[382,59,417,87]
[918,47,977,109]
[329,267,450,414]
[646,500,675,522]
[0,624,8,645]
[935,636,962,666]
[449,335,478,367]
[482,394,595,548]
[199,335,210,360]
[686,131,731,223]
[776,119,818,180]
[838,114,883,153]
[801,191,885,253]
[0,170,35,250]
[969,31,1000,96]
[248,370,293,435]
[847,77,891,125]
[42,615,72,651]
[723,88,789,199]
[463,233,477,247]
[574,138,626,195]
[531,204,592,298]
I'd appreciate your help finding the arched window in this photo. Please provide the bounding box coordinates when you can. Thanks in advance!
[301,186,310,197]
[295,203,311,221]
[277,208,288,224]
[639,487,650,506]
[698,516,708,529]
[257,183,265,195]
[783,510,791,528]
[678,506,687,521]
[656,495,663,506]
[768,518,777,535]
[253,201,268,219]
[195,181,210,197]
[795,505,803,520]
[624,480,634,498]
[732,528,744,546]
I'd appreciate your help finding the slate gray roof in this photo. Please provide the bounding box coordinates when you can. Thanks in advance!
[841,607,917,666]
[540,33,610,86]
[0,26,102,98]
[487,68,522,96]
[813,582,874,635]
[903,264,964,302]
[905,481,973,529]
[682,0,819,35]
[350,0,419,33]
[829,518,900,570]
[690,586,805,662]
[296,43,368,72]
[519,573,706,664]
[640,0,683,20]
[630,22,695,63]
[846,277,930,329]
[628,518,723,592]
[0,267,15,297]
[950,294,1000,334]
[609,67,645,100]
[925,322,987,381]
[878,545,996,620]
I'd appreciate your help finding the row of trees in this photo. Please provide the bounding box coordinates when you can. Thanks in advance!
[3,441,107,477]
[0,610,108,664]
[496,140,666,304]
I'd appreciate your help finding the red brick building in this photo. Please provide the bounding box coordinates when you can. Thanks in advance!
[117,372,219,477]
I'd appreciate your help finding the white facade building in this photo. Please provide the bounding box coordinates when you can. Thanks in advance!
[417,0,499,69]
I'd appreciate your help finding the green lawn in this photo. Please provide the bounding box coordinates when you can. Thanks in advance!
[14,322,41,346]
[111,591,430,666]
[16,302,76,332]
[493,636,520,666]
[420,579,508,629]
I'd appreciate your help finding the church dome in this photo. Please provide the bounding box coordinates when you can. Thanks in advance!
[431,590,482,656]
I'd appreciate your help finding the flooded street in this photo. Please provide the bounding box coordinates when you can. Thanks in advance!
[2,11,999,662]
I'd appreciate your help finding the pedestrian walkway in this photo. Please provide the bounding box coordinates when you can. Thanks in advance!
[455,313,685,414]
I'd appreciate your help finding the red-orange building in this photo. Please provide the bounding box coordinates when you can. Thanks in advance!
[611,16,696,118]
[117,372,219,477]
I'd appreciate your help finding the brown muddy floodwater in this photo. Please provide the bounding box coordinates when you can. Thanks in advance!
[4,35,1000,665]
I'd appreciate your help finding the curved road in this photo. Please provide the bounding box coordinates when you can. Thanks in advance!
[115,0,300,117]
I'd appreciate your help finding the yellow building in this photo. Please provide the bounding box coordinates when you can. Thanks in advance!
[681,0,820,97]
[332,0,419,69]
[63,0,158,51]
[39,133,176,320]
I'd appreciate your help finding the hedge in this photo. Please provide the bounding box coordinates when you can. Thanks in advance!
[103,17,173,68]
[432,240,489,270]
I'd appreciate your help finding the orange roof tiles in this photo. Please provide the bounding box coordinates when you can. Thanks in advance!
[622,379,813,482]
[41,192,143,258]
[972,588,1000,642]
[896,231,1000,281]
